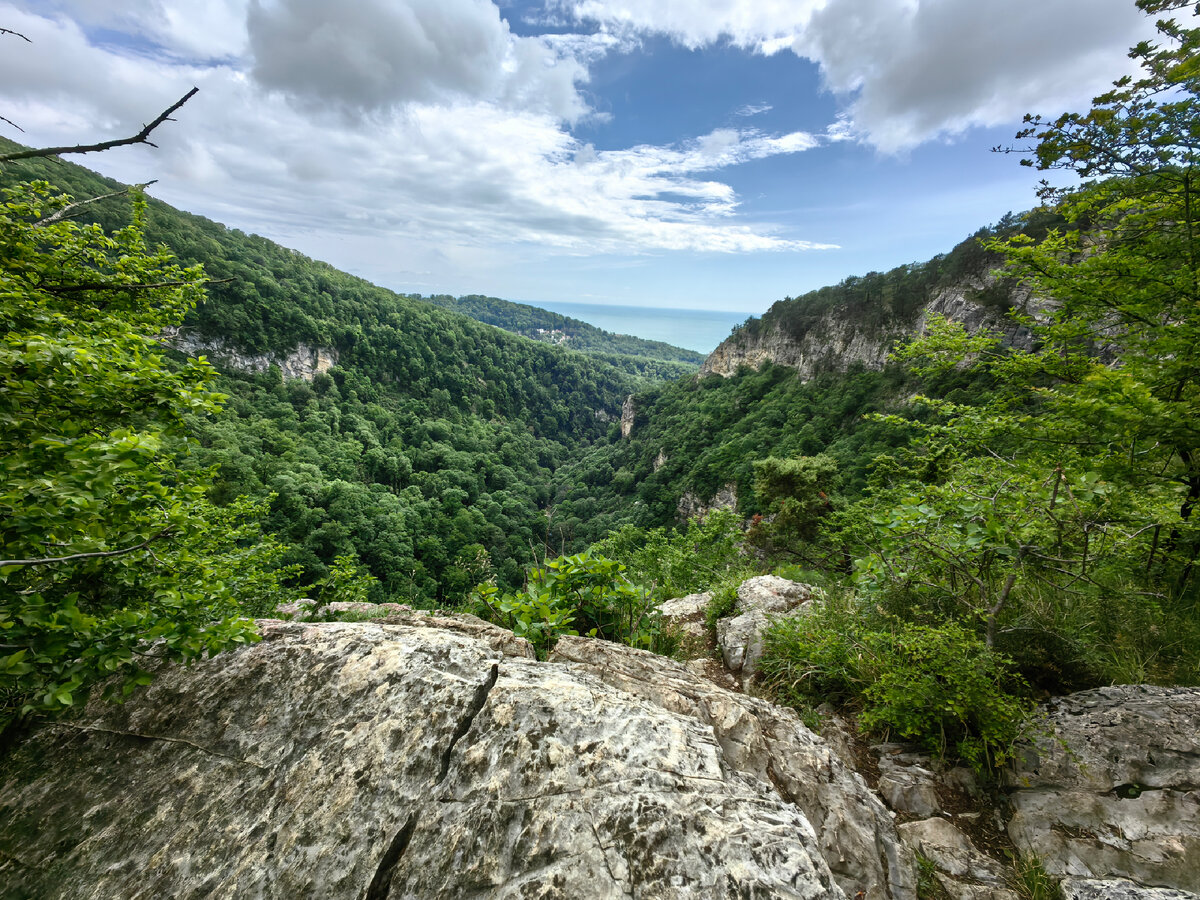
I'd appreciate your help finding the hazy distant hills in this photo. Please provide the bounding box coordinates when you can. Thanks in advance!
[422,294,704,371]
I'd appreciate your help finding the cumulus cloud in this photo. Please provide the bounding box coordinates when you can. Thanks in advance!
[0,2,826,257]
[553,0,1157,151]
[246,0,588,121]
[18,0,248,60]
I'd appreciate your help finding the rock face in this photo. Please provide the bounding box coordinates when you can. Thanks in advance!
[716,576,814,684]
[163,326,338,382]
[620,393,636,438]
[551,636,916,900]
[1006,685,1200,892]
[897,818,1016,900]
[699,275,1036,380]
[676,482,739,521]
[0,616,917,899]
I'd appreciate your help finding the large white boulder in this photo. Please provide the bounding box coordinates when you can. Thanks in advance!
[0,614,916,899]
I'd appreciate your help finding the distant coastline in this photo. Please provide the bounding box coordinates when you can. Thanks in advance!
[523,300,749,355]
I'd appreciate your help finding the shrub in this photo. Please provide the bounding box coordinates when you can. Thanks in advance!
[760,604,1033,774]
[860,622,1033,771]
[469,551,661,657]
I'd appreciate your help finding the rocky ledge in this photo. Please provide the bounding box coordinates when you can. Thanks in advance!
[0,613,912,900]
[2,606,1198,900]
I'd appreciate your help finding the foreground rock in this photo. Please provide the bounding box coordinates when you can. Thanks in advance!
[0,616,916,899]
[716,575,814,684]
[552,636,916,900]
[1006,685,1200,892]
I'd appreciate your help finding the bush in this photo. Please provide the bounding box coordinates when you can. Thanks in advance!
[861,622,1033,771]
[469,551,662,657]
[760,604,1033,774]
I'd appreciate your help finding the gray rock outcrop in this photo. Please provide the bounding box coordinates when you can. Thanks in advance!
[1006,685,1200,892]
[676,481,739,521]
[716,576,814,684]
[699,274,1036,381]
[656,590,711,644]
[897,818,1016,900]
[551,636,916,900]
[0,616,917,899]
[1060,879,1200,900]
[620,393,636,438]
[163,326,338,381]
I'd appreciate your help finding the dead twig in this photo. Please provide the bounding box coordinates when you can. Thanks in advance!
[0,87,198,162]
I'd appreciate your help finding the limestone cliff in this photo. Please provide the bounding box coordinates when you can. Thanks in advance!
[0,613,915,900]
[162,326,338,382]
[701,268,1037,380]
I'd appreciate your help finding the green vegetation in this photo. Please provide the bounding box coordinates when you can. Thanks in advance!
[0,146,676,605]
[752,0,1200,760]
[469,551,665,657]
[759,598,1032,773]
[0,182,294,726]
[423,293,704,378]
[1007,855,1063,900]
[3,0,1197,773]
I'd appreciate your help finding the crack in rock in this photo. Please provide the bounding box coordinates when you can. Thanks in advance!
[436,662,499,785]
[365,812,419,900]
[51,723,266,770]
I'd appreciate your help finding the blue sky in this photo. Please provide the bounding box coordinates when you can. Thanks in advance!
[0,0,1156,317]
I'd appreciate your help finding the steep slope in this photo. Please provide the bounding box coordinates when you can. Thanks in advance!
[0,148,654,601]
[552,220,1059,541]
[701,216,1056,380]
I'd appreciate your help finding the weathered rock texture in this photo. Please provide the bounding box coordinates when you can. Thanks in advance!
[1060,878,1200,900]
[551,636,916,900]
[716,576,814,684]
[656,590,711,644]
[699,275,1036,380]
[163,326,338,382]
[676,482,739,521]
[0,617,917,899]
[620,393,636,438]
[897,818,1016,900]
[1006,685,1200,892]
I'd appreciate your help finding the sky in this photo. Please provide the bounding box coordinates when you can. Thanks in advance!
[0,0,1158,317]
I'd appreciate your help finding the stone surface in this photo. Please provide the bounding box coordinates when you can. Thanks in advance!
[676,482,739,521]
[898,818,1014,900]
[620,393,635,438]
[1006,685,1200,892]
[1060,879,1200,900]
[716,576,813,683]
[163,326,337,382]
[699,273,1037,381]
[657,591,712,655]
[0,618,918,899]
[877,764,942,818]
[552,635,917,900]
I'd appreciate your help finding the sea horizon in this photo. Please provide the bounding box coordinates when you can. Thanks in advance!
[522,299,750,355]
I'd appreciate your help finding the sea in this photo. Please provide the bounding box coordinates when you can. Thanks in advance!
[527,300,750,355]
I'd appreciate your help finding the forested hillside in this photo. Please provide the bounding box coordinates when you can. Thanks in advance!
[423,293,704,377]
[3,0,1197,773]
[0,147,670,608]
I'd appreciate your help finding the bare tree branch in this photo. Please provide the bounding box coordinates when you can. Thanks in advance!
[0,529,174,568]
[34,181,157,226]
[0,115,23,133]
[0,88,198,162]
[0,28,30,42]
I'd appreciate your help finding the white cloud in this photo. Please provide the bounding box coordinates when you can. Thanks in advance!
[735,103,772,117]
[17,0,249,60]
[547,0,823,49]
[553,0,1158,151]
[246,0,589,122]
[0,2,827,258]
